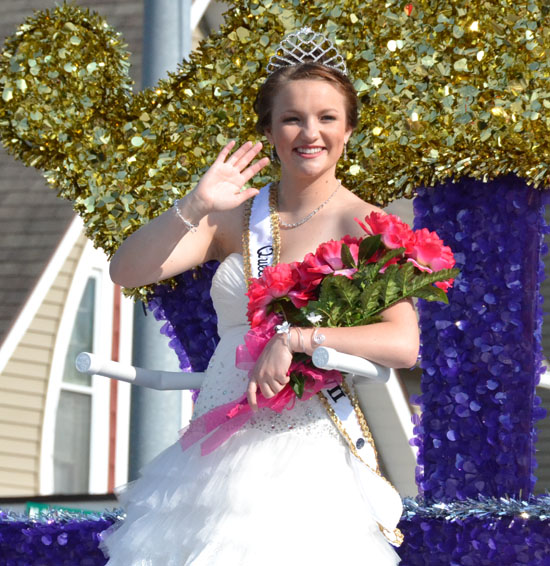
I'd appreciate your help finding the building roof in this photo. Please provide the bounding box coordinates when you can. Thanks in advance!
[0,0,144,347]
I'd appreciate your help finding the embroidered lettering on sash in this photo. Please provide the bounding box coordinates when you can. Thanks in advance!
[257,245,273,276]
[326,385,346,403]
[246,184,277,280]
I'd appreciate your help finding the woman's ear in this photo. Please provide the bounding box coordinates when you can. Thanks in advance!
[344,126,353,145]
[264,127,273,145]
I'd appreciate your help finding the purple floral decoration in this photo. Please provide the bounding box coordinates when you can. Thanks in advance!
[397,496,550,566]
[3,499,550,565]
[411,176,549,502]
[147,260,220,401]
[0,509,119,565]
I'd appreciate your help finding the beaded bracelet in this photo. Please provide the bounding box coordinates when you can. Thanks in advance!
[173,199,198,233]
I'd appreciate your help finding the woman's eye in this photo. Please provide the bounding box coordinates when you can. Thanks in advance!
[322,115,336,121]
[283,117,299,123]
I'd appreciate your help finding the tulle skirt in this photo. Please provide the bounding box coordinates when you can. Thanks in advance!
[100,424,401,565]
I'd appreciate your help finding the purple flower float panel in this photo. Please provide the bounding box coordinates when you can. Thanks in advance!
[411,176,549,502]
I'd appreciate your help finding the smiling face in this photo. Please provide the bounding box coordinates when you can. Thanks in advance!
[264,79,353,182]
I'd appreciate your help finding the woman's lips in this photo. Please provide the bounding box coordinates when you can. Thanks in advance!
[294,146,325,158]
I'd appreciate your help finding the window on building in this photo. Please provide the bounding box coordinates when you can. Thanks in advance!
[53,277,96,494]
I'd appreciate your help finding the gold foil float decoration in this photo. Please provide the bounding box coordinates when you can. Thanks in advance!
[1,1,549,298]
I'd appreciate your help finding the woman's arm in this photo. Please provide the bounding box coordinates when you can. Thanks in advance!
[247,299,419,410]
[297,299,419,369]
[109,141,269,288]
[109,192,215,288]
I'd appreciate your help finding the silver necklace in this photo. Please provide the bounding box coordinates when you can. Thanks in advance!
[278,180,341,230]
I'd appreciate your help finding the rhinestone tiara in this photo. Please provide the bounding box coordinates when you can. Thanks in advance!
[266,27,348,76]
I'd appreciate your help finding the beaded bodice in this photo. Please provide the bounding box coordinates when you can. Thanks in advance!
[192,253,339,439]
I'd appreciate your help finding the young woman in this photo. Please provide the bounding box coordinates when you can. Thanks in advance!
[104,30,419,566]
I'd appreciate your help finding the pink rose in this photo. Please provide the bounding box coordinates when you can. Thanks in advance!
[406,257,433,273]
[288,286,317,308]
[316,237,360,271]
[295,253,327,290]
[408,228,455,271]
[247,263,300,326]
[246,284,270,327]
[298,236,360,286]
[261,262,300,297]
[356,212,414,251]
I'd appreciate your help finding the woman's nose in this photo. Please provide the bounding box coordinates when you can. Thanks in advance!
[301,119,319,140]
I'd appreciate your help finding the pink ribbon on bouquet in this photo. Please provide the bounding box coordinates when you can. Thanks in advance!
[179,395,252,455]
[179,389,296,456]
[179,330,286,456]
[180,323,341,455]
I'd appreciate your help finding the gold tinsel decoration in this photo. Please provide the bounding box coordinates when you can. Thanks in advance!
[1,1,549,297]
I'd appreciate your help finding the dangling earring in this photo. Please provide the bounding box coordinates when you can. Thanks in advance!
[343,142,348,161]
[270,145,278,162]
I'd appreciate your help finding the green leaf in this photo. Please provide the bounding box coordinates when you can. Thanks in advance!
[317,278,337,310]
[360,280,384,315]
[353,262,379,288]
[272,298,302,323]
[341,243,356,269]
[290,374,305,398]
[395,262,415,293]
[381,265,402,305]
[308,275,363,327]
[409,267,459,291]
[358,235,381,263]
[328,275,361,305]
[306,289,341,326]
[414,285,449,303]
[366,247,406,279]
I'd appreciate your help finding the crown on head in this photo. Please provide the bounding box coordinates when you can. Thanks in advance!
[266,27,348,76]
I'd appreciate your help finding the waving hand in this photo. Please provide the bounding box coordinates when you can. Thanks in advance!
[190,141,270,215]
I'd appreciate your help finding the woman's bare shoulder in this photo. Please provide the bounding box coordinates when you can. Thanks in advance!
[335,188,387,236]
[340,188,385,212]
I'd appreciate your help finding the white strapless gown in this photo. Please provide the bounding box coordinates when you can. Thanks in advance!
[101,253,401,565]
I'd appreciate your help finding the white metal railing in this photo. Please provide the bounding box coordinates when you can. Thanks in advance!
[75,347,390,390]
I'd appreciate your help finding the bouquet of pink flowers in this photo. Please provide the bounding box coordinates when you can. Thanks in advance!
[181,212,457,455]
[236,212,458,402]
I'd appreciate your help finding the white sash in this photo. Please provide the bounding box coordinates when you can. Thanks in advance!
[321,384,378,470]
[319,384,403,545]
[245,184,404,546]
[249,183,275,278]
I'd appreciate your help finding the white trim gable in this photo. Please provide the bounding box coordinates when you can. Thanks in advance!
[0,215,83,375]
[40,240,114,495]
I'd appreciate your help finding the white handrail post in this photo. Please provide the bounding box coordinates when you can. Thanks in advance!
[312,347,391,383]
